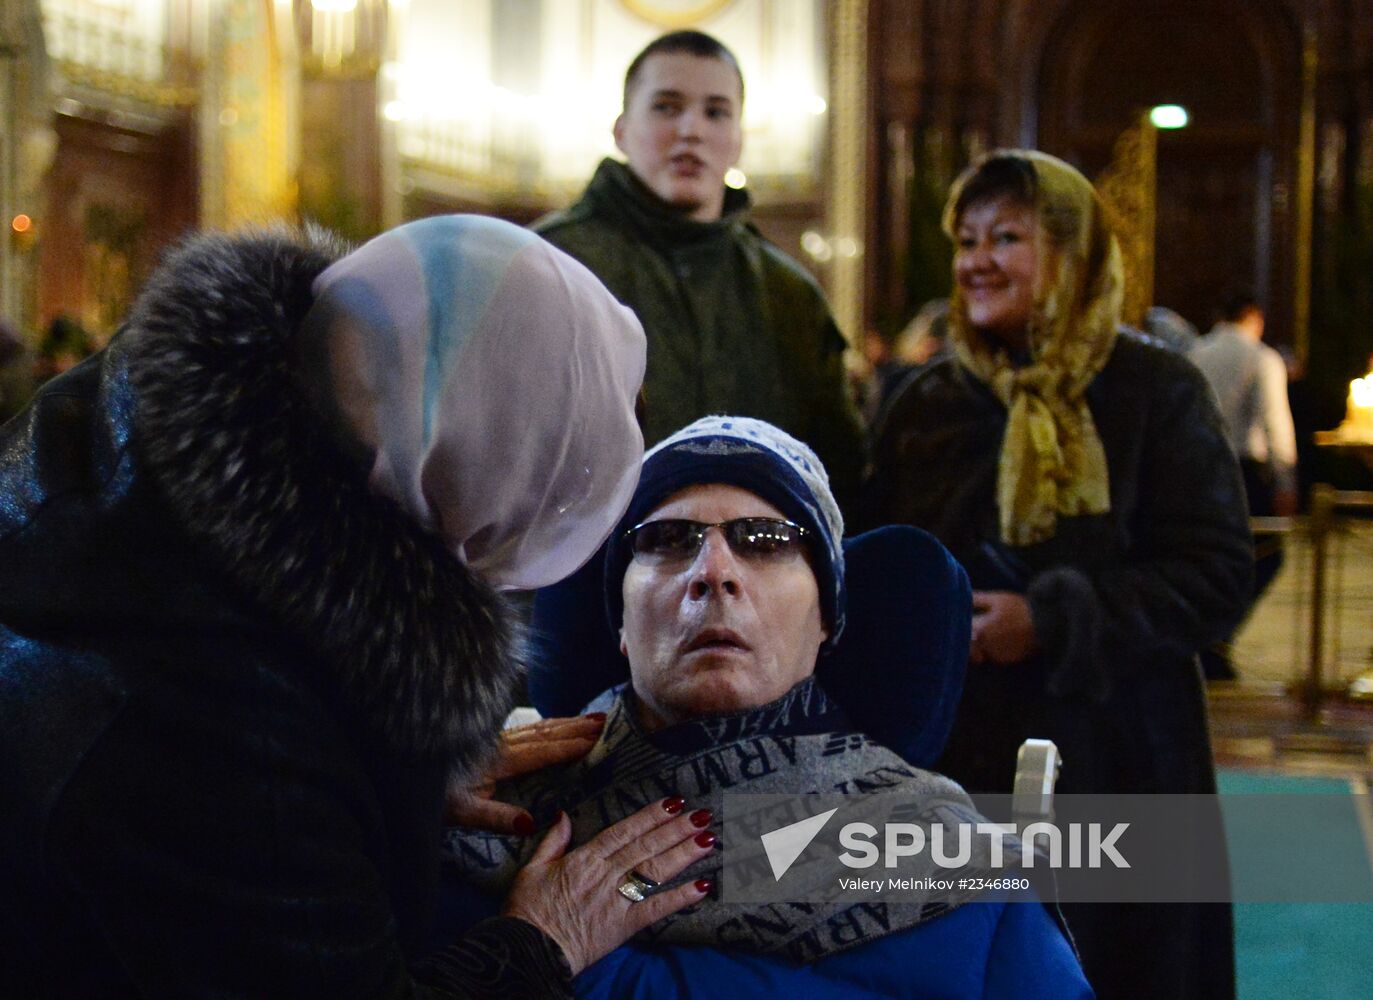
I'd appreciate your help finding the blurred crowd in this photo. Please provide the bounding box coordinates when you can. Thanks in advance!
[0,313,97,423]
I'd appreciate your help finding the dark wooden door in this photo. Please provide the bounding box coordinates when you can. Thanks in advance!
[1036,0,1300,340]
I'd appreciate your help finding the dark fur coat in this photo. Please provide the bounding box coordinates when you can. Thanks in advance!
[0,231,569,997]
[124,228,525,772]
[863,332,1248,1000]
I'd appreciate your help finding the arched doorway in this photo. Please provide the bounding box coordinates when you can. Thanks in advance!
[1035,0,1301,341]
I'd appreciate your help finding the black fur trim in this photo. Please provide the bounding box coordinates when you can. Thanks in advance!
[122,228,522,774]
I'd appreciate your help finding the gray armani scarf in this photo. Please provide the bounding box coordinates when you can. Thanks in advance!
[442,679,998,963]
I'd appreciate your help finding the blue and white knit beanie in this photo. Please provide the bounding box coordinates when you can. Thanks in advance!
[604,415,846,646]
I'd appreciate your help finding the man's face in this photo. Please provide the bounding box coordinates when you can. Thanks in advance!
[613,52,744,222]
[620,483,827,730]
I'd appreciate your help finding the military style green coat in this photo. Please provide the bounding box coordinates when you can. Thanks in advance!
[534,159,866,512]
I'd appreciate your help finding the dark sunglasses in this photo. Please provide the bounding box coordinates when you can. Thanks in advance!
[624,517,810,563]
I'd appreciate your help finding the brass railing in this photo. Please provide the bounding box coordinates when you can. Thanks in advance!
[1248,486,1373,717]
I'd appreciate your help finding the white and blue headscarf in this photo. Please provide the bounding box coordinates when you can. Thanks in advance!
[299,215,647,590]
[604,415,847,645]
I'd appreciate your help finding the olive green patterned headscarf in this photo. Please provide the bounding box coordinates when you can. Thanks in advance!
[942,149,1123,546]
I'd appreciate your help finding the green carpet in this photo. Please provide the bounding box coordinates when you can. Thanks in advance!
[1218,769,1373,1000]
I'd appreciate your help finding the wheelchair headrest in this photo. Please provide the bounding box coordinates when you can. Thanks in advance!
[528,524,970,768]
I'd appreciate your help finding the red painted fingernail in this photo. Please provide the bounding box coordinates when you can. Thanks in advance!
[663,796,686,815]
[694,879,714,894]
[584,712,607,722]
[689,809,712,828]
[694,830,717,848]
[513,813,535,836]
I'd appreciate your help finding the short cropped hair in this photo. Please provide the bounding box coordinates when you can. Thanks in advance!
[622,30,745,108]
[1218,288,1262,324]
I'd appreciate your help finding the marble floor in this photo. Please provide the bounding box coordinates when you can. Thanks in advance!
[1211,518,1373,780]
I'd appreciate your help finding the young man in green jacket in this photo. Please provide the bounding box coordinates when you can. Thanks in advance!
[533,30,866,513]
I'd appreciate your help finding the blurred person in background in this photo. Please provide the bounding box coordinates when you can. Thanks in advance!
[0,318,32,424]
[863,298,950,425]
[1142,304,1199,354]
[1187,291,1298,679]
[864,150,1251,1000]
[1188,291,1298,520]
[33,313,97,383]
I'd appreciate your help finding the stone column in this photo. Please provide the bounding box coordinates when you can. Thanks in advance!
[0,1,52,339]
[200,0,298,228]
[828,0,869,345]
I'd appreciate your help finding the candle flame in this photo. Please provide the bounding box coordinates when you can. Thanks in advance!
[1352,377,1373,408]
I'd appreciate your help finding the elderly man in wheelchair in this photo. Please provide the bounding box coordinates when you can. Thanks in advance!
[442,416,1092,999]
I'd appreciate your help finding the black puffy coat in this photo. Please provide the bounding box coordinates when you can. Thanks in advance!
[0,232,570,998]
[863,332,1252,999]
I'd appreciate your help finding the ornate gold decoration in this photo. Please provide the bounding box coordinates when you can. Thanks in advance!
[617,0,738,29]
[296,0,386,79]
[81,201,143,336]
[215,0,296,225]
[1,0,52,340]
[1095,113,1157,328]
[42,8,201,112]
[53,58,198,107]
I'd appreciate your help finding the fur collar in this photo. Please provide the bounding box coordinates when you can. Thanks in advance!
[122,228,522,775]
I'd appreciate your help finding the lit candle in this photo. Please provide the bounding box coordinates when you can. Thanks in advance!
[1348,373,1373,436]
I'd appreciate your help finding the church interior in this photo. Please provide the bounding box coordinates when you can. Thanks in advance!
[3,1,1373,996]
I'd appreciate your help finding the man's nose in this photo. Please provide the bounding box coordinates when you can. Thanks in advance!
[675,107,703,139]
[687,529,741,599]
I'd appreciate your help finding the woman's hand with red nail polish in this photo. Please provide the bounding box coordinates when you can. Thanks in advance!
[502,800,716,976]
[443,714,606,834]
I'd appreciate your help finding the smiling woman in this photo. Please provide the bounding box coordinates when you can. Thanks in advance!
[953,197,1039,348]
[863,150,1253,998]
